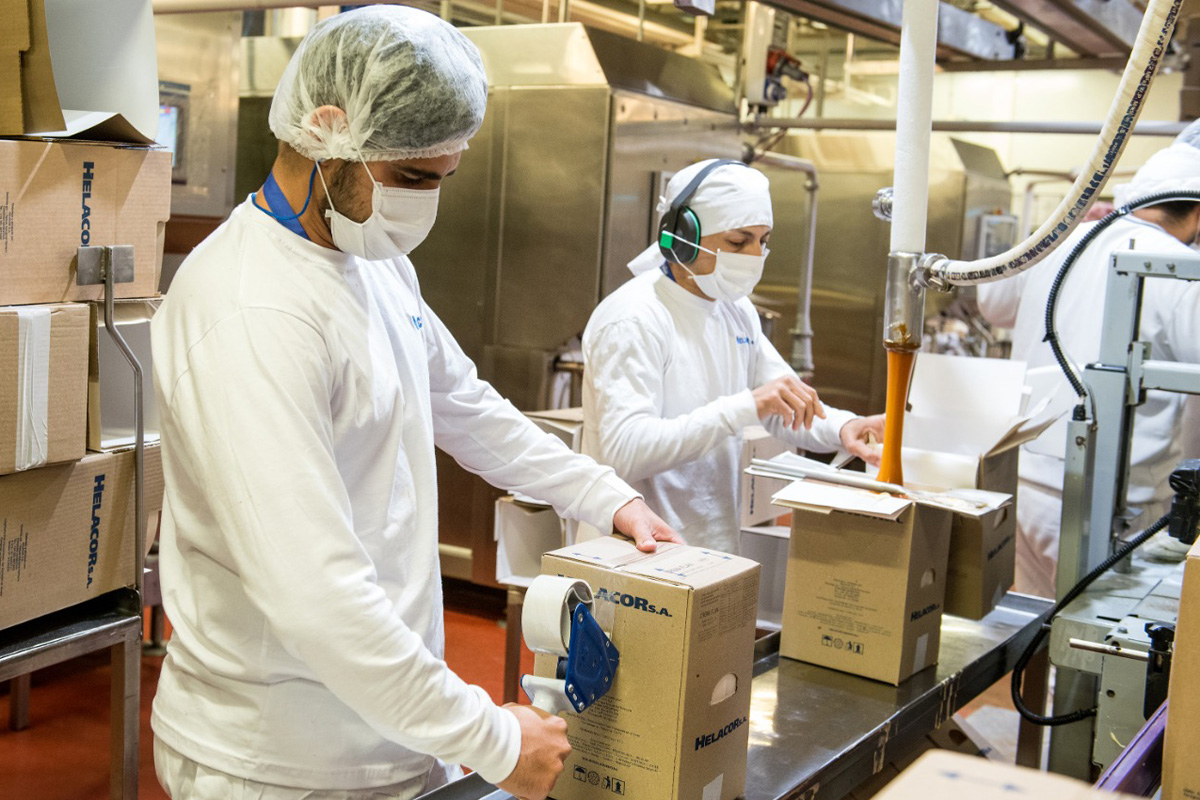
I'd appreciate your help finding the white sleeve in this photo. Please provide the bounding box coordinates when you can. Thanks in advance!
[163,309,520,785]
[423,305,638,532]
[583,318,759,483]
[976,272,1027,329]
[752,318,856,453]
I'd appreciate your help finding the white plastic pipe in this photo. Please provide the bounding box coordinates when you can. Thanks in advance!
[889,0,939,254]
[931,0,1184,286]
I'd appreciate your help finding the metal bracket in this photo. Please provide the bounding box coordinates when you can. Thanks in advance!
[76,245,135,287]
[1126,341,1151,408]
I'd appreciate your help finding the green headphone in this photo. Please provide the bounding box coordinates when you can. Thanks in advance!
[657,159,750,265]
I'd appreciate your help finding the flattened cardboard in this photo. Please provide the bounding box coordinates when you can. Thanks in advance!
[876,751,1139,800]
[0,444,163,630]
[775,481,952,684]
[88,299,160,451]
[0,303,87,475]
[740,425,789,528]
[1164,539,1200,800]
[537,537,759,800]
[0,139,168,305]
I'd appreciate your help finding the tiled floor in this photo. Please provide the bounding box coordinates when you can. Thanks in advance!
[0,580,533,800]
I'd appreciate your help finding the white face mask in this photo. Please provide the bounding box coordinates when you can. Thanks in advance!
[669,237,768,302]
[318,161,440,260]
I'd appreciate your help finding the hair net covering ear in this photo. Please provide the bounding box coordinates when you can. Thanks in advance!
[268,6,488,162]
[628,159,773,275]
[1111,141,1200,207]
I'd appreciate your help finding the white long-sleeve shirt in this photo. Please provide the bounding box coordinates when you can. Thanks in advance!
[978,215,1200,521]
[581,268,855,553]
[150,199,638,792]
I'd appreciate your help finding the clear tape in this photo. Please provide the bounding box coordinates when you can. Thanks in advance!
[14,307,51,471]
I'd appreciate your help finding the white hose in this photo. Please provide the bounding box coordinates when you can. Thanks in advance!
[931,0,1183,286]
[890,0,939,254]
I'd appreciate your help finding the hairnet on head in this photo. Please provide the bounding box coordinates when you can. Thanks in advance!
[268,6,488,162]
[1173,118,1200,150]
[628,159,773,275]
[1112,140,1200,207]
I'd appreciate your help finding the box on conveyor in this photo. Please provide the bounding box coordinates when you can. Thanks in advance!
[879,353,1057,619]
[874,751,1139,800]
[0,303,88,476]
[0,138,169,306]
[0,444,164,630]
[772,479,953,685]
[535,536,759,800]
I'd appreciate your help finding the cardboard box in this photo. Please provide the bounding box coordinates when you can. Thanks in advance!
[740,524,789,630]
[875,751,1139,800]
[1165,539,1200,800]
[0,303,88,476]
[88,299,160,452]
[0,139,169,306]
[740,425,790,528]
[494,495,564,588]
[888,354,1054,619]
[536,536,759,800]
[526,407,584,452]
[774,480,953,684]
[0,444,164,630]
[0,0,160,142]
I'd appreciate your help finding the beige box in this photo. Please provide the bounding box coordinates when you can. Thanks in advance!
[536,536,759,800]
[774,480,952,684]
[0,444,163,630]
[526,407,584,452]
[88,299,160,452]
[0,303,88,476]
[883,354,1055,619]
[1165,539,1200,800]
[0,139,169,306]
[876,751,1138,800]
[740,425,790,528]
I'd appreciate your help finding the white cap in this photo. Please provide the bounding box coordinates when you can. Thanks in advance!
[1111,141,1200,207]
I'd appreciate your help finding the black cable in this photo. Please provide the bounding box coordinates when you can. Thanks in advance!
[1010,513,1169,726]
[1043,190,1200,407]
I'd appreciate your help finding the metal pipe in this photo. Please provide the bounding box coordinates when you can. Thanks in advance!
[154,0,391,10]
[753,151,820,377]
[637,0,645,42]
[558,0,569,22]
[752,116,1188,136]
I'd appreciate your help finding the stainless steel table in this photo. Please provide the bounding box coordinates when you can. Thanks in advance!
[418,592,1052,800]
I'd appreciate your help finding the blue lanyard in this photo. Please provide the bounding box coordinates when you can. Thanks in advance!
[660,260,677,283]
[252,168,314,240]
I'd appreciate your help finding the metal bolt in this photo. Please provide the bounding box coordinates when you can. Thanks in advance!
[1075,436,1086,446]
[604,676,609,683]
[1169,262,1177,272]
[567,684,574,693]
[1145,261,1153,269]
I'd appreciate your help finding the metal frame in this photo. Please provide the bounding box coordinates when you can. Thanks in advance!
[1058,250,1200,597]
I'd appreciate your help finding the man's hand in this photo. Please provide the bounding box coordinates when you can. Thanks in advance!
[839,414,886,467]
[613,498,684,552]
[497,704,571,800]
[753,375,826,431]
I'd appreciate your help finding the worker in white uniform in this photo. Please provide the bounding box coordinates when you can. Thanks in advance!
[149,9,680,800]
[978,122,1200,597]
[581,159,886,553]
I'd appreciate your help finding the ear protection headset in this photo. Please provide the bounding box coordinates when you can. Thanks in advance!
[657,159,750,265]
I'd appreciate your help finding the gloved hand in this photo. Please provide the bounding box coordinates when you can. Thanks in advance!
[1142,530,1192,562]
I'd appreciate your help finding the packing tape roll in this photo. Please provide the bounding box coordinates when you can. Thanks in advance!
[522,575,593,657]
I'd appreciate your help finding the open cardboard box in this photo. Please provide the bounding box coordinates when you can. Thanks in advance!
[493,495,564,588]
[0,0,160,142]
[881,354,1059,618]
[772,478,1006,684]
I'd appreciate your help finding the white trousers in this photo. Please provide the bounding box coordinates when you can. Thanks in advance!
[154,739,462,800]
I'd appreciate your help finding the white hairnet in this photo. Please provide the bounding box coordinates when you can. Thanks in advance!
[1174,118,1200,150]
[1112,141,1200,207]
[268,6,488,162]
[628,159,773,275]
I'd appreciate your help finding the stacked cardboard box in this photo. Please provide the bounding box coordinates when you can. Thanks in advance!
[0,0,167,631]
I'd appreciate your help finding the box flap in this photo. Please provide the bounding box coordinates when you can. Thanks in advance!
[21,0,66,134]
[909,353,1027,421]
[772,479,912,521]
[526,407,583,424]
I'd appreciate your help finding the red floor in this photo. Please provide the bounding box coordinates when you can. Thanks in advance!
[0,580,534,799]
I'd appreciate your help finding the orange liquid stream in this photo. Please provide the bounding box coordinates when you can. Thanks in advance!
[876,349,916,487]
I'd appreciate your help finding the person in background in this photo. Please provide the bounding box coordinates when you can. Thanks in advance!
[150,8,679,800]
[581,159,885,554]
[978,120,1200,597]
